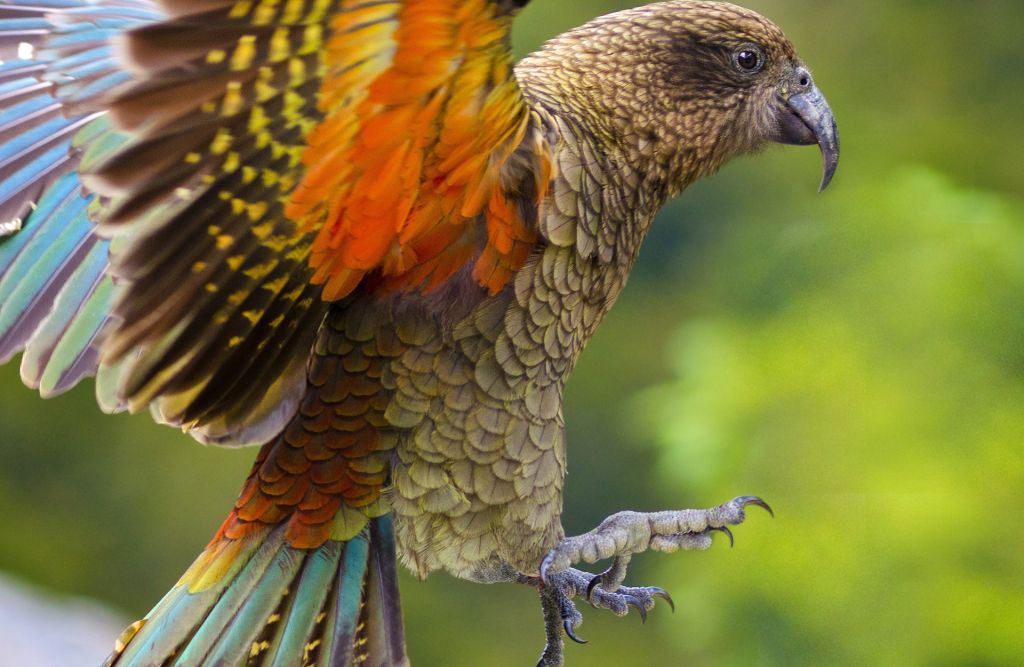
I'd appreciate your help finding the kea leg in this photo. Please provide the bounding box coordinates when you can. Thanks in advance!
[531,496,772,664]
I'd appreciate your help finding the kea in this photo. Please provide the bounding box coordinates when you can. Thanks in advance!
[0,0,838,664]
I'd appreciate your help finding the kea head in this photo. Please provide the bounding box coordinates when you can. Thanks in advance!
[520,0,839,193]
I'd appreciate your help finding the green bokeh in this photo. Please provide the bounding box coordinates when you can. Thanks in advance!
[2,1,1022,665]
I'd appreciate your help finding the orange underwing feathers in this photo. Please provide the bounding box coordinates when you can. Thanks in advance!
[287,0,547,300]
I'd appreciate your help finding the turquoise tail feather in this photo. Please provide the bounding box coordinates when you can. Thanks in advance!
[107,516,409,667]
[362,519,409,666]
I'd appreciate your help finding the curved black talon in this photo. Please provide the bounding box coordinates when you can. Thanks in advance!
[650,587,675,613]
[735,495,774,517]
[709,525,735,547]
[624,595,647,623]
[563,619,587,644]
[585,575,601,603]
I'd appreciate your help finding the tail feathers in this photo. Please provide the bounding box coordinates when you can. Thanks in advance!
[107,516,408,667]
[356,518,408,667]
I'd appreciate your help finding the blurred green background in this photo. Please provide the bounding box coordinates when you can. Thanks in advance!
[1,0,1022,665]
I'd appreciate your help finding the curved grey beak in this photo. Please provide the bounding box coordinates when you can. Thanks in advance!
[773,83,840,192]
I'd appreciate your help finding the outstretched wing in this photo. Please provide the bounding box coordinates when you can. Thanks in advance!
[0,0,550,444]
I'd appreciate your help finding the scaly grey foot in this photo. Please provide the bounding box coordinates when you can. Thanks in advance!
[540,496,773,588]
[528,496,771,664]
[520,568,673,667]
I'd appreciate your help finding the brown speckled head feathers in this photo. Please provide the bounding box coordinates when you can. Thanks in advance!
[518,1,810,193]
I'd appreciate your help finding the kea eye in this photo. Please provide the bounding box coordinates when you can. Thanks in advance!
[734,47,764,73]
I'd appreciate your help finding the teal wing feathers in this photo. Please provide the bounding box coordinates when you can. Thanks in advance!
[0,0,157,404]
[0,0,331,444]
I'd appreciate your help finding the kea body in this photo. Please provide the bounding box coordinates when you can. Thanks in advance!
[0,0,836,664]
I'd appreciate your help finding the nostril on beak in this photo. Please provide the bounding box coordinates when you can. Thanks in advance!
[796,68,812,88]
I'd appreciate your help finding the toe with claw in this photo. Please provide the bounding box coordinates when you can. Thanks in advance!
[542,495,773,582]
[530,567,675,666]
